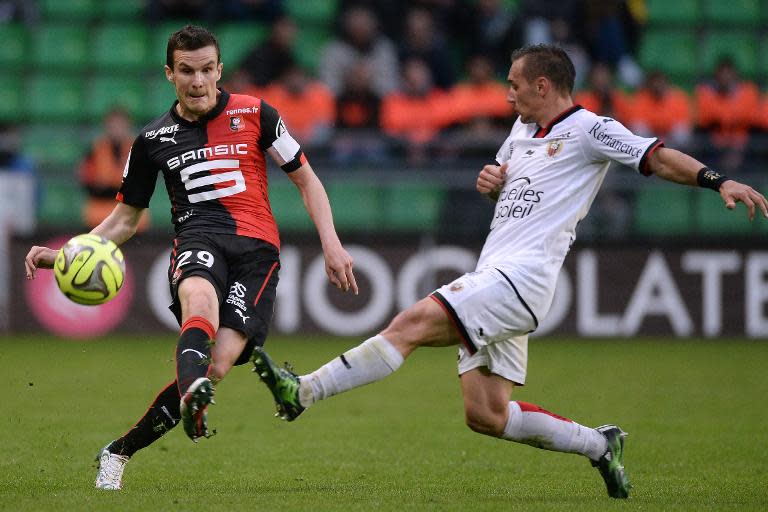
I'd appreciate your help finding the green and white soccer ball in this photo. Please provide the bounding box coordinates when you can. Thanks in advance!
[54,234,125,305]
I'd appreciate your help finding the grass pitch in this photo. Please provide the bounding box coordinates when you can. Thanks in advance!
[1,335,767,511]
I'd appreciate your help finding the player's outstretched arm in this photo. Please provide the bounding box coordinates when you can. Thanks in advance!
[90,202,146,246]
[24,203,145,280]
[286,163,358,295]
[648,147,768,221]
[477,162,508,201]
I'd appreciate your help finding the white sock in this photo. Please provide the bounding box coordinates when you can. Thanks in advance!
[502,401,607,461]
[299,335,404,407]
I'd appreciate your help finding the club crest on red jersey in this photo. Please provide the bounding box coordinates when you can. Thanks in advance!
[229,116,243,131]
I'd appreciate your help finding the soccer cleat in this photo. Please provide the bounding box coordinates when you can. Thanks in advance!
[251,347,305,421]
[180,377,216,442]
[94,445,129,490]
[592,424,631,499]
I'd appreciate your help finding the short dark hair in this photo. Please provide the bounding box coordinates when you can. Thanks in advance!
[510,44,575,95]
[166,25,220,69]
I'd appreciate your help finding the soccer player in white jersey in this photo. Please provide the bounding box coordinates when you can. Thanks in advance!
[252,44,768,499]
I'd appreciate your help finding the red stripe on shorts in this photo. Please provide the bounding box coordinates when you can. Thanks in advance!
[254,261,279,305]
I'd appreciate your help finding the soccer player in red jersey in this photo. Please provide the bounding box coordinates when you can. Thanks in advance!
[23,25,358,490]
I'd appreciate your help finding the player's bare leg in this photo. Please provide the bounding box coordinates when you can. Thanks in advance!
[253,297,454,420]
[209,328,248,381]
[460,368,630,498]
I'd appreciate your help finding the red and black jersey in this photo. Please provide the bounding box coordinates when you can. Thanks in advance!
[118,89,306,249]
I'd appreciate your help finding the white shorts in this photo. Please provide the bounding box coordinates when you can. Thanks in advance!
[430,267,538,385]
[457,336,528,385]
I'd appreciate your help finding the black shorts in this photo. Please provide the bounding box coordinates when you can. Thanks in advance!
[168,232,280,366]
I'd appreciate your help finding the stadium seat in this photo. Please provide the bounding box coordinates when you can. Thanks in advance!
[39,0,98,21]
[702,0,760,26]
[22,124,87,169]
[295,27,332,73]
[327,182,382,231]
[216,24,268,68]
[26,75,86,122]
[646,0,700,25]
[149,22,192,68]
[633,187,693,236]
[694,193,754,235]
[0,24,26,71]
[39,179,85,227]
[31,25,89,69]
[638,30,698,84]
[86,77,145,121]
[700,31,757,78]
[500,0,520,11]
[0,76,24,121]
[760,36,768,82]
[268,181,315,232]
[142,74,178,122]
[91,25,149,71]
[384,183,444,232]
[285,0,338,26]
[102,0,145,20]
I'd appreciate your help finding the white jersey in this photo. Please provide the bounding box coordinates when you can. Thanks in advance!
[476,105,662,323]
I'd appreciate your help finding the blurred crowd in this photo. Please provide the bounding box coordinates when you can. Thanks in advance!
[213,0,649,165]
[1,0,765,173]
[173,0,761,173]
[2,0,767,231]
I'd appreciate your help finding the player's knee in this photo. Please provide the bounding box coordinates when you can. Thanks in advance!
[464,405,507,437]
[386,307,420,334]
[180,286,218,322]
[383,299,442,350]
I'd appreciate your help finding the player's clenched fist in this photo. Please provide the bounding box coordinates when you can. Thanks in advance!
[477,162,508,197]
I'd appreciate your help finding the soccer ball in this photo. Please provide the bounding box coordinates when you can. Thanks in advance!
[54,234,125,305]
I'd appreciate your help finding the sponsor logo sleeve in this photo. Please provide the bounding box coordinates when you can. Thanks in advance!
[258,100,305,173]
[116,135,158,208]
[582,115,663,175]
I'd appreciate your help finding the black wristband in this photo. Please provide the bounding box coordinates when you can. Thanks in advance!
[697,167,730,191]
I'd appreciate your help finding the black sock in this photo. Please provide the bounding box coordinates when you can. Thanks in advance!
[108,381,180,457]
[176,316,215,395]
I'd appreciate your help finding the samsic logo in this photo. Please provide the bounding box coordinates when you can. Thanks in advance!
[166,143,248,170]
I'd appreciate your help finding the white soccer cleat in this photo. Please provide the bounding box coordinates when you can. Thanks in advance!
[94,446,129,490]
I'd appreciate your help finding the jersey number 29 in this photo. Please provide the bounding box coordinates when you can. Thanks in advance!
[180,159,246,203]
